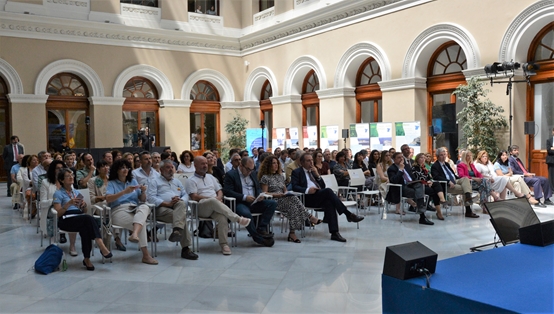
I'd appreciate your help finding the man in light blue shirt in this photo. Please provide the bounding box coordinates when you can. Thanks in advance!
[10,154,23,209]
[132,151,160,187]
[147,159,196,260]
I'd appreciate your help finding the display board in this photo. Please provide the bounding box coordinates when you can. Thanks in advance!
[349,123,370,153]
[246,128,268,152]
[320,125,339,151]
[395,121,421,154]
[302,126,318,149]
[369,122,393,151]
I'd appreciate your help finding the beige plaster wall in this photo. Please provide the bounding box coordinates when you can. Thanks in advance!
[159,106,190,154]
[11,102,47,154]
[89,104,123,148]
[319,96,356,150]
[241,0,256,28]
[222,0,242,29]
[90,0,119,14]
[160,0,188,22]
[274,0,293,15]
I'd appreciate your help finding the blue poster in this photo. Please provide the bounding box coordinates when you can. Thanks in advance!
[246,128,268,152]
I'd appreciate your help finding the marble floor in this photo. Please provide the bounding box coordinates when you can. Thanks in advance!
[0,183,552,314]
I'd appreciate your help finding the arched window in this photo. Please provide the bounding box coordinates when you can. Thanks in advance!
[356,57,382,123]
[260,80,273,151]
[527,22,554,173]
[122,77,159,148]
[46,73,89,152]
[0,77,9,180]
[426,41,467,153]
[190,80,220,153]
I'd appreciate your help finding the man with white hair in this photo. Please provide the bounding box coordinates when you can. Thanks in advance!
[186,156,251,255]
[147,159,196,260]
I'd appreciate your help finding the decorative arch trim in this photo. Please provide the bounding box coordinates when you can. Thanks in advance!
[35,59,104,96]
[243,66,279,101]
[0,58,24,95]
[334,42,391,88]
[181,69,235,102]
[283,55,327,95]
[499,0,554,62]
[113,64,174,100]
[402,23,480,78]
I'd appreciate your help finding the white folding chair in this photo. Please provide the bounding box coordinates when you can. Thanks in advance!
[188,199,235,253]
[348,168,379,214]
[383,183,428,223]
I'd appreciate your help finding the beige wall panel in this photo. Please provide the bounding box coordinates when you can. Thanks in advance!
[319,96,356,150]
[91,0,119,14]
[159,106,190,153]
[90,105,123,148]
[241,0,256,28]
[272,102,302,146]
[11,102,47,154]
[160,0,188,22]
[222,0,242,29]
[274,0,293,15]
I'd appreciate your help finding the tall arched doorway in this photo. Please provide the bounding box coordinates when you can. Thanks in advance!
[260,79,273,151]
[190,80,220,154]
[46,73,89,152]
[122,77,160,148]
[356,57,382,123]
[302,70,320,148]
[426,41,467,154]
[527,22,554,174]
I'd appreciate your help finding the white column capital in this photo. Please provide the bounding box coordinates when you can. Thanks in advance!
[7,94,48,104]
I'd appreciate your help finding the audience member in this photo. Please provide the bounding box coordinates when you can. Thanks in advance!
[494,150,538,205]
[203,151,225,185]
[132,151,160,186]
[291,153,364,242]
[224,149,240,172]
[474,150,523,200]
[76,153,96,188]
[412,153,446,220]
[313,151,330,176]
[3,135,24,197]
[102,151,113,167]
[186,156,251,255]
[151,152,161,173]
[285,151,302,185]
[223,157,276,247]
[333,151,351,187]
[457,150,494,212]
[147,160,196,260]
[9,154,24,209]
[509,145,553,206]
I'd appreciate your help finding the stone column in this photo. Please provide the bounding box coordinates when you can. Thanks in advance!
[88,96,125,148]
[269,95,302,146]
[379,77,428,150]
[7,94,48,154]
[317,87,356,150]
[158,99,191,153]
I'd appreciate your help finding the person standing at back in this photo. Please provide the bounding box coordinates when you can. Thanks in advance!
[3,135,24,197]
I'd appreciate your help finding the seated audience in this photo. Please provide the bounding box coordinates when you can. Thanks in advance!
[333,151,351,186]
[105,159,157,265]
[132,151,160,187]
[313,151,330,176]
[52,168,112,271]
[352,151,375,190]
[386,152,434,225]
[203,150,225,185]
[223,157,277,247]
[147,159,196,260]
[457,150,494,212]
[474,150,524,200]
[412,153,446,220]
[10,154,24,209]
[122,152,134,169]
[178,150,195,173]
[291,153,364,242]
[259,156,321,243]
[285,151,302,185]
[76,153,95,188]
[493,150,538,205]
[186,156,251,255]
[431,147,478,218]
[509,145,553,206]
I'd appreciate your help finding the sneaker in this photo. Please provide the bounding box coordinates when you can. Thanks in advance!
[238,217,251,227]
[544,200,554,206]
[221,244,232,255]
[168,229,183,243]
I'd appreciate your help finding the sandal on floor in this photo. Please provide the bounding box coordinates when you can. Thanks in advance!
[287,233,301,243]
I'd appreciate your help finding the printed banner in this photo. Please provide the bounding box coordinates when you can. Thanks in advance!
[272,128,286,150]
[370,122,393,151]
[287,127,299,148]
[320,125,339,151]
[302,126,318,149]
[246,128,268,152]
[395,121,421,154]
[349,123,370,154]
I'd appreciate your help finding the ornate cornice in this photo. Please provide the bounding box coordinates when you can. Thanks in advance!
[88,96,125,106]
[269,95,302,105]
[158,99,191,108]
[7,94,48,104]
[220,101,259,109]
[378,77,427,92]
[316,87,356,99]
[0,0,426,56]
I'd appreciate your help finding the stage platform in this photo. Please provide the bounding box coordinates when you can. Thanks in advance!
[382,243,554,313]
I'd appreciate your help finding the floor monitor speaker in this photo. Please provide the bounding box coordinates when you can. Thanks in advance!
[383,241,437,280]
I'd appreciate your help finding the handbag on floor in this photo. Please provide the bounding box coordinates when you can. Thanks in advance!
[34,244,64,275]
[198,221,214,238]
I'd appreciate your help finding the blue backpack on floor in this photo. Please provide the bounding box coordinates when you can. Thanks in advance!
[34,244,63,275]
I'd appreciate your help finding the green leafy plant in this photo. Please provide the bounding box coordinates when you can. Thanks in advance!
[453,76,508,156]
[219,111,248,162]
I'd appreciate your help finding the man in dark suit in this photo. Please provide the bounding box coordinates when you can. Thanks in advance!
[290,153,364,242]
[223,157,276,247]
[547,128,554,193]
[509,145,553,206]
[431,147,478,218]
[2,135,24,196]
[386,152,434,225]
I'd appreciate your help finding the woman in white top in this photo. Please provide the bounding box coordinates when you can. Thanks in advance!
[177,150,195,173]
[17,154,39,218]
[493,150,538,205]
[473,150,524,200]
